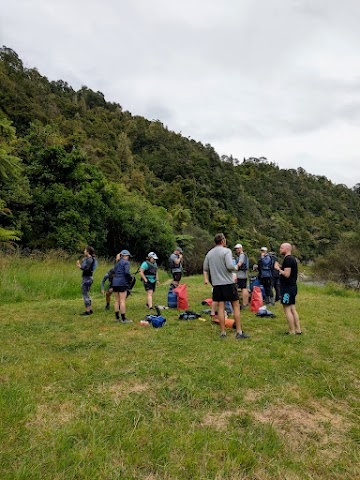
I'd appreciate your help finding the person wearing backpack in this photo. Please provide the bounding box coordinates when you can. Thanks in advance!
[76,245,97,316]
[269,251,281,302]
[258,246,275,305]
[234,243,249,309]
[112,250,133,324]
[139,252,160,310]
[169,247,183,287]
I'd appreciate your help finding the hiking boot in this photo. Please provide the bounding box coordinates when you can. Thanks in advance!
[80,311,92,316]
[120,319,133,324]
[219,332,227,338]
[235,332,250,339]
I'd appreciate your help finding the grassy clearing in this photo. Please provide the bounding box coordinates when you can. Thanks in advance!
[0,256,359,479]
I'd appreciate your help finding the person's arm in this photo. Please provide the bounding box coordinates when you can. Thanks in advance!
[237,253,244,269]
[101,273,109,293]
[173,254,182,265]
[225,250,236,271]
[276,257,291,277]
[278,267,291,278]
[124,261,132,283]
[139,267,147,282]
[203,256,209,284]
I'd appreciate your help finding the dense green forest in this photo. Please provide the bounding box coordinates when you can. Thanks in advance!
[1,46,360,272]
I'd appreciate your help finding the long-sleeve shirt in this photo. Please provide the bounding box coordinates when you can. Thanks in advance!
[203,245,236,286]
[112,259,132,287]
[101,268,115,289]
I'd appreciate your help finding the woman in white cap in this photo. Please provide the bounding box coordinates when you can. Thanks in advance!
[139,252,160,309]
[112,249,133,323]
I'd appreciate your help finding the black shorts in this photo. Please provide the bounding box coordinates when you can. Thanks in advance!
[172,272,182,282]
[143,281,156,291]
[213,284,239,302]
[280,285,297,305]
[112,285,128,293]
[236,278,247,289]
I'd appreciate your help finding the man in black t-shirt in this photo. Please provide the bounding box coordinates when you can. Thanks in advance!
[275,243,302,335]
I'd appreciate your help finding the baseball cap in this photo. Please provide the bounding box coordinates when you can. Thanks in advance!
[120,249,132,257]
[148,252,158,260]
[234,243,242,249]
[175,246,183,253]
[260,247,268,252]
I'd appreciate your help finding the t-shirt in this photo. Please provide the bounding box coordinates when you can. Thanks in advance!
[169,253,182,272]
[140,261,157,283]
[236,253,248,279]
[203,245,236,286]
[280,255,298,286]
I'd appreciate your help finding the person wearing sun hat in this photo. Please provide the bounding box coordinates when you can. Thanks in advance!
[234,243,249,309]
[112,249,133,324]
[169,246,183,287]
[139,252,160,309]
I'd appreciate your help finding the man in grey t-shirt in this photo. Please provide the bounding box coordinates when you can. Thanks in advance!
[203,233,249,340]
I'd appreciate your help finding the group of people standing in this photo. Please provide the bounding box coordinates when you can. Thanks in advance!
[77,238,301,338]
[203,234,302,338]
[78,246,184,323]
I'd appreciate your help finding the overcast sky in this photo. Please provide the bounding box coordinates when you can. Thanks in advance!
[1,0,359,187]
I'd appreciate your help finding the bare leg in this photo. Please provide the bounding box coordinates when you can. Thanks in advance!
[232,300,242,333]
[114,292,120,313]
[291,305,301,333]
[241,288,249,306]
[146,289,153,308]
[217,301,226,334]
[106,291,111,306]
[211,301,218,316]
[283,305,296,333]
[119,291,127,315]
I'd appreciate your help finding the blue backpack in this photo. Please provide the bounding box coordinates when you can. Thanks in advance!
[260,255,272,277]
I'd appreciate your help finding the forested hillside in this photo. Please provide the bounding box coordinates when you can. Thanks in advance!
[1,46,360,270]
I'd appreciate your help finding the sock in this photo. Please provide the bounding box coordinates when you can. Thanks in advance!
[237,330,243,335]
[115,312,120,320]
[121,313,126,321]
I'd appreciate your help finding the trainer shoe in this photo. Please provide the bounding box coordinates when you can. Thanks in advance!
[120,319,133,324]
[219,332,227,338]
[240,304,249,310]
[235,332,250,339]
[80,311,92,316]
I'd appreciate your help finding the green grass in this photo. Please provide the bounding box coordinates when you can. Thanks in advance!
[0,256,359,479]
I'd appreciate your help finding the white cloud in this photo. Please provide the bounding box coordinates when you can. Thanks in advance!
[1,0,359,187]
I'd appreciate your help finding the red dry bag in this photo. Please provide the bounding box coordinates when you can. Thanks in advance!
[173,284,189,310]
[250,285,263,312]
